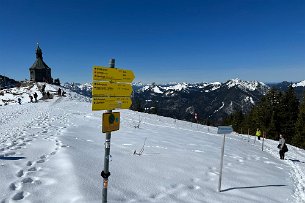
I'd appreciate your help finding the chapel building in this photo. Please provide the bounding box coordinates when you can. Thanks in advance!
[29,44,53,83]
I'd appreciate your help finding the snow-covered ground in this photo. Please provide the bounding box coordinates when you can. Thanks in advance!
[0,84,305,203]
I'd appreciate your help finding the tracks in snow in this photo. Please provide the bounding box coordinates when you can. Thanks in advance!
[0,98,73,202]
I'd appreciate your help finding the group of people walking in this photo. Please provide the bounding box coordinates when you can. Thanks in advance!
[255,128,288,160]
[29,92,38,103]
[17,85,65,105]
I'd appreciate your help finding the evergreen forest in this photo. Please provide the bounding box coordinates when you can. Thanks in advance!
[225,85,305,149]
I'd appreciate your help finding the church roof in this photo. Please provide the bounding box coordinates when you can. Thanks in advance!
[29,44,51,70]
[29,58,51,70]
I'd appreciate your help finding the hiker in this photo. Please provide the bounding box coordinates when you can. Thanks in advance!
[18,98,21,105]
[47,91,50,99]
[42,91,46,99]
[256,128,262,140]
[278,134,288,160]
[41,84,46,93]
[33,92,38,102]
[29,95,33,103]
[62,91,66,96]
[58,88,62,96]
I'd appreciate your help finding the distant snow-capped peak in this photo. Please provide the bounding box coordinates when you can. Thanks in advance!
[164,83,188,91]
[292,80,305,87]
[152,86,163,94]
[225,78,267,91]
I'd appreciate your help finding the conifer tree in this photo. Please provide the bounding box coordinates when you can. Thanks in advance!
[268,110,278,140]
[280,85,299,143]
[292,92,305,148]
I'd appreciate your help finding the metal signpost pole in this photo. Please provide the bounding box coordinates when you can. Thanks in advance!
[102,59,115,203]
[218,133,226,192]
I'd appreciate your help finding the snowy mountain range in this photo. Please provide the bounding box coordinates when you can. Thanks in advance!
[2,75,305,125]
[131,79,271,124]
[61,79,305,125]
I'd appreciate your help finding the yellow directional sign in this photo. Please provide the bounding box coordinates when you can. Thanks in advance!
[102,112,120,133]
[92,82,132,97]
[92,97,132,111]
[93,66,135,83]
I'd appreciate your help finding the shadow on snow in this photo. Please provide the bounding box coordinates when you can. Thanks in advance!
[0,156,26,160]
[222,184,287,192]
[288,159,305,164]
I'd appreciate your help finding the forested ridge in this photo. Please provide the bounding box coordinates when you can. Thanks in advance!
[225,85,305,149]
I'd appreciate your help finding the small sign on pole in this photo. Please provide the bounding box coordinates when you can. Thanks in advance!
[217,126,233,192]
[102,112,120,133]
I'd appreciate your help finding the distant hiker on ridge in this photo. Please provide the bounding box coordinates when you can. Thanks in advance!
[18,98,21,105]
[58,88,62,96]
[256,128,262,140]
[33,92,38,102]
[29,95,33,103]
[47,91,50,99]
[41,84,46,93]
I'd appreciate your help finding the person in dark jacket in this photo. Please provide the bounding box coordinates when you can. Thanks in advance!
[18,98,21,105]
[278,134,288,160]
[29,95,33,103]
[41,84,46,93]
[33,92,38,102]
[58,88,62,96]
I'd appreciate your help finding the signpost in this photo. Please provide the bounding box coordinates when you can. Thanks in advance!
[92,97,132,111]
[93,66,135,82]
[92,59,135,203]
[92,82,132,97]
[217,126,233,192]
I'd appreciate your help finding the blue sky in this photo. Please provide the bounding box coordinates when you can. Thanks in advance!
[0,0,304,84]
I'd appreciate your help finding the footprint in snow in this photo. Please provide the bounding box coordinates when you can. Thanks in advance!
[37,159,45,164]
[21,177,33,184]
[37,154,49,162]
[12,191,26,201]
[9,182,21,191]
[16,170,24,178]
[28,167,37,172]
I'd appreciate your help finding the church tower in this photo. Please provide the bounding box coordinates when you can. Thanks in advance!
[29,44,53,83]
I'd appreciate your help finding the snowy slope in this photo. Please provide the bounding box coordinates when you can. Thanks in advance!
[0,83,58,106]
[0,87,305,202]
